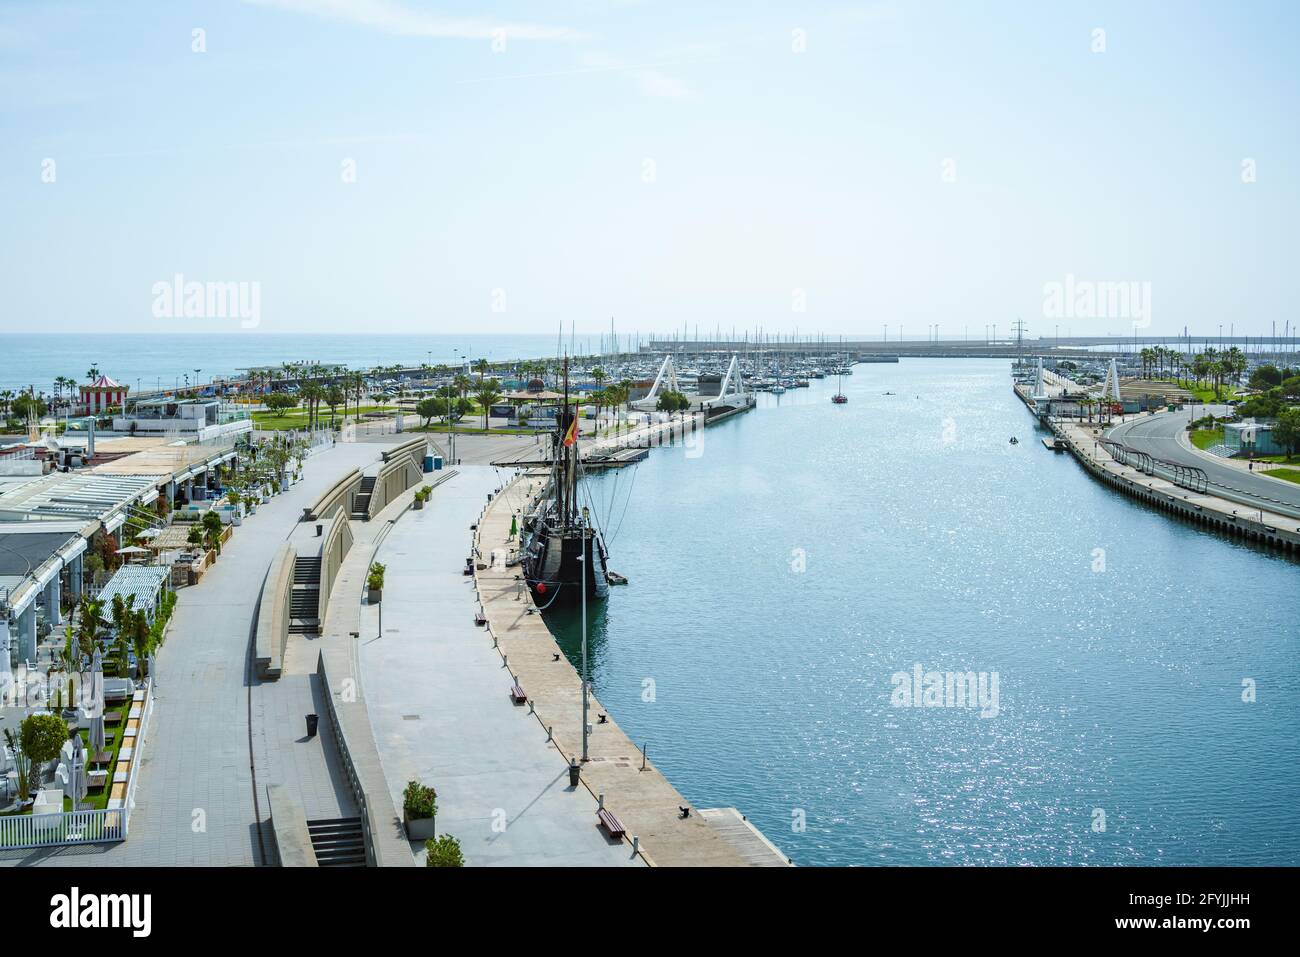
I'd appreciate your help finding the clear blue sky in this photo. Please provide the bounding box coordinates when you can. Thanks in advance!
[2,0,1297,340]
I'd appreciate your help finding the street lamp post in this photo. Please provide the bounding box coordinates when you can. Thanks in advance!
[580,505,590,762]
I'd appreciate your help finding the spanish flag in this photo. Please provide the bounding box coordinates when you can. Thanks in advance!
[563,415,579,448]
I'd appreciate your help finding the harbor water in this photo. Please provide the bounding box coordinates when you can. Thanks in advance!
[549,358,1300,866]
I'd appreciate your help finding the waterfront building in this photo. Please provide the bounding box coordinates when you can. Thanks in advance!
[1222,419,1286,456]
[113,397,252,442]
[79,374,128,415]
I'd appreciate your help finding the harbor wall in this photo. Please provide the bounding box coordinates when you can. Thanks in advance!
[1014,385,1300,556]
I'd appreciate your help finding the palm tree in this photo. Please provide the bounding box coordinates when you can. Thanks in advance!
[324,385,345,426]
[453,374,471,402]
[299,382,324,431]
[86,365,100,382]
[474,359,489,382]
[474,378,504,430]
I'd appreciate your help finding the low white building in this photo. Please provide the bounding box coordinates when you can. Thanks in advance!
[113,398,252,442]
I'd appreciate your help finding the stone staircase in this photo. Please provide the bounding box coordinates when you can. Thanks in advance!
[289,555,321,635]
[351,476,376,521]
[308,817,367,867]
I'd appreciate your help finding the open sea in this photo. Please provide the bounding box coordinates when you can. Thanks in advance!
[0,333,578,393]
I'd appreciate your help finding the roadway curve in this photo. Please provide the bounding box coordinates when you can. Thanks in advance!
[1105,407,1300,516]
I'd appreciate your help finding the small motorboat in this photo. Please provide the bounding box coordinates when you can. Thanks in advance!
[832,393,848,404]
[1009,436,1019,445]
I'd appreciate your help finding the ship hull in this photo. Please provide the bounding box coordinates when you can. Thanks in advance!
[524,521,609,605]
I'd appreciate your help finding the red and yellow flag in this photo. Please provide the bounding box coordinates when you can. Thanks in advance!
[563,415,579,447]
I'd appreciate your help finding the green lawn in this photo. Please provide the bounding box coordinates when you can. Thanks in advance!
[252,403,396,429]
[1164,379,1240,404]
[1262,468,1300,485]
[1191,428,1224,450]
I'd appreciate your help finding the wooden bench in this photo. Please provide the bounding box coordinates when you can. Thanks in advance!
[597,808,625,840]
[509,683,527,705]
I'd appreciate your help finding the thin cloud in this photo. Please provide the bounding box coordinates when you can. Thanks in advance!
[633,69,688,98]
[241,0,584,41]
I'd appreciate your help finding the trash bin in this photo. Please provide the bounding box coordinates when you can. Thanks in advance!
[568,760,581,787]
[315,523,323,537]
[306,714,319,738]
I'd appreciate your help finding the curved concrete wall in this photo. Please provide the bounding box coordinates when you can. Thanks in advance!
[308,468,362,522]
[255,543,296,679]
[317,513,354,625]
[366,454,423,520]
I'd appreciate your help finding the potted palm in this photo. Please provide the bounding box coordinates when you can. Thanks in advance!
[367,562,385,603]
[403,779,438,840]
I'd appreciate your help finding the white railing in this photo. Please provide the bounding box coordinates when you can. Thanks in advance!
[0,807,126,850]
[122,679,154,836]
[0,678,153,850]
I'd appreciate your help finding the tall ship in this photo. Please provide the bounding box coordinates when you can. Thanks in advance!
[521,360,611,605]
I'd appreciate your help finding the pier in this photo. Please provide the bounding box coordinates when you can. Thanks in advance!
[473,474,791,866]
[1014,383,1300,555]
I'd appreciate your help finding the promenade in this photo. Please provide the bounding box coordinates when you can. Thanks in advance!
[360,467,640,866]
[474,475,763,867]
[1,437,396,866]
[1053,417,1300,553]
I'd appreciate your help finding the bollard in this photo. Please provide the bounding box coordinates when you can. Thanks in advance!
[598,793,604,810]
[546,726,553,742]
[632,836,639,855]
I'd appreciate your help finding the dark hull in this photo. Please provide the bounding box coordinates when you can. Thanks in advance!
[524,521,609,605]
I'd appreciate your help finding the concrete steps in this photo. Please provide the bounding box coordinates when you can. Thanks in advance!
[290,556,321,635]
[307,817,366,867]
[350,476,376,520]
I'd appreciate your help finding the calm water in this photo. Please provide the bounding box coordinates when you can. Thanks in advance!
[548,358,1300,866]
[0,333,576,393]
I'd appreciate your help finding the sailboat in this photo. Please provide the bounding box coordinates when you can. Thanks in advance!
[832,340,849,403]
[521,358,611,605]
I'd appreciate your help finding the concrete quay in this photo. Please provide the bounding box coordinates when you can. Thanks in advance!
[473,474,790,866]
[359,467,641,866]
[1015,384,1300,556]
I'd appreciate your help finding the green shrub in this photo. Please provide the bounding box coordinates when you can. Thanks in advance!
[424,834,463,867]
[367,562,386,591]
[403,780,437,820]
[21,713,68,778]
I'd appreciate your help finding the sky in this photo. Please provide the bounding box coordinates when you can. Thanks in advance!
[1,0,1298,341]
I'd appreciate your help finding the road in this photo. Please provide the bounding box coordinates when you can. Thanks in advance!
[1106,408,1300,516]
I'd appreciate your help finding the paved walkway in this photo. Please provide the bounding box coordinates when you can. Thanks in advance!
[360,466,641,866]
[475,475,752,866]
[1,440,390,866]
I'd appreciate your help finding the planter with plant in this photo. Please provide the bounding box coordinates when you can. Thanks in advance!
[19,712,68,792]
[413,485,432,510]
[424,834,463,867]
[403,779,438,840]
[366,561,386,603]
